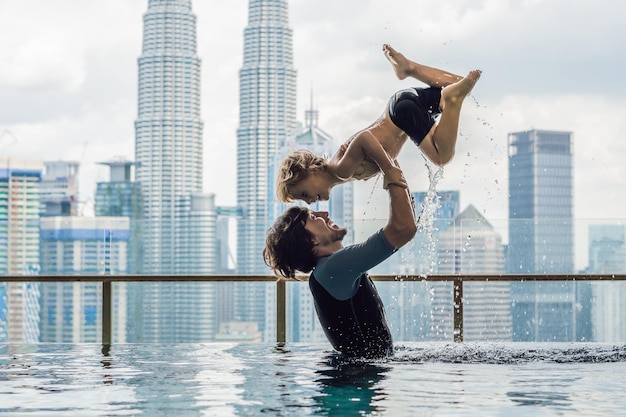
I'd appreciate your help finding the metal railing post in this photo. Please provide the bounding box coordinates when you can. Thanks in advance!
[102,281,112,345]
[276,279,286,345]
[453,278,463,342]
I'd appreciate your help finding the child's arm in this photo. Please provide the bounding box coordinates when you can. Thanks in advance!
[331,132,407,188]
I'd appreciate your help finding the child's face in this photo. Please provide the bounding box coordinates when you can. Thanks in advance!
[288,172,332,204]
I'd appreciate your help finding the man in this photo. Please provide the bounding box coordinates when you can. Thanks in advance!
[263,161,417,358]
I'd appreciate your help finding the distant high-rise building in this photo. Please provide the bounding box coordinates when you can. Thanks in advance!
[437,204,511,341]
[0,157,42,343]
[588,225,626,273]
[507,129,578,341]
[40,161,79,217]
[39,217,130,342]
[413,189,460,273]
[95,159,143,273]
[95,158,144,341]
[371,190,460,341]
[213,206,239,337]
[267,99,354,343]
[588,224,626,342]
[134,0,216,342]
[235,0,297,340]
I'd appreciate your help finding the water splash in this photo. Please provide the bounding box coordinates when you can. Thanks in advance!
[416,155,444,273]
[393,342,626,364]
[362,174,382,218]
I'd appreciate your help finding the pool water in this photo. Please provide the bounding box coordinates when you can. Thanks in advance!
[1,342,625,416]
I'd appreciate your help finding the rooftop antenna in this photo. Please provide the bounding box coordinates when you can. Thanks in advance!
[305,85,319,128]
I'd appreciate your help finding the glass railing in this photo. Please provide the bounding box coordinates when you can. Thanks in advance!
[2,274,626,345]
[1,217,625,345]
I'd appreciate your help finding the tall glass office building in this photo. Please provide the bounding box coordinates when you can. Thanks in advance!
[507,129,581,341]
[134,0,216,341]
[0,157,42,343]
[235,0,297,340]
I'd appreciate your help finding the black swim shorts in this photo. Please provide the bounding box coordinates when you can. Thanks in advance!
[388,87,442,146]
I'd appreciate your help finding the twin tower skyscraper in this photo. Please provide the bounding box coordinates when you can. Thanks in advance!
[133,0,297,341]
[136,0,295,275]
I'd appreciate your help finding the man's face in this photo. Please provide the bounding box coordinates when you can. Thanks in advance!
[304,210,347,247]
[288,172,332,204]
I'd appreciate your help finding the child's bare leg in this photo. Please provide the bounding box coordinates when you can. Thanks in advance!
[419,70,482,166]
[383,44,462,87]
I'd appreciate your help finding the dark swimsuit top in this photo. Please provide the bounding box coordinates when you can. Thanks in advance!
[308,229,396,358]
[309,273,393,358]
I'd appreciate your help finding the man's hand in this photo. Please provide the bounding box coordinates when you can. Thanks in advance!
[381,158,417,249]
[382,161,408,190]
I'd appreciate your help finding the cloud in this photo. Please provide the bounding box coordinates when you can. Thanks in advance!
[1,0,625,224]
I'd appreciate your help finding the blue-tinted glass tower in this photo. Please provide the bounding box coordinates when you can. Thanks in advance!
[507,129,577,341]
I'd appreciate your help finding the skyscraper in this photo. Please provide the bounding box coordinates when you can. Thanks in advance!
[95,159,143,273]
[372,190,459,341]
[507,129,578,341]
[588,224,626,342]
[95,159,144,341]
[134,0,216,342]
[39,217,130,342]
[40,161,79,217]
[135,0,204,275]
[237,0,297,275]
[235,0,297,340]
[0,157,42,343]
[438,204,511,341]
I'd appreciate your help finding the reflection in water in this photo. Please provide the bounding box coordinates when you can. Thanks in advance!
[100,343,113,385]
[506,367,577,410]
[1,343,625,416]
[313,354,390,416]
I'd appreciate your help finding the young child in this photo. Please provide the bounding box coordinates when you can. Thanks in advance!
[276,44,481,204]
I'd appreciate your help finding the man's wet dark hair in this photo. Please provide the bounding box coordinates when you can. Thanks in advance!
[263,206,316,279]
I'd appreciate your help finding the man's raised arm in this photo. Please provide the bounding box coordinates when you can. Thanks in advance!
[381,161,417,249]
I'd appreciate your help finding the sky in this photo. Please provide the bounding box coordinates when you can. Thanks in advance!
[1,0,625,267]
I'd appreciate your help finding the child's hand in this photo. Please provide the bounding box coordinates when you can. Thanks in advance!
[337,143,349,159]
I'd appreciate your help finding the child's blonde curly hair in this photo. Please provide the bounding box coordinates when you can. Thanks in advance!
[276,150,328,203]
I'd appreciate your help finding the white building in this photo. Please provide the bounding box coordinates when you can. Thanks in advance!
[436,204,511,341]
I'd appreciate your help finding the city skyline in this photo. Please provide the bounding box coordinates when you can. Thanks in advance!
[1,0,624,346]
[1,0,624,223]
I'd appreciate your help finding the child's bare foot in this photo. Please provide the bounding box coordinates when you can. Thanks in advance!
[382,44,412,80]
[440,70,481,108]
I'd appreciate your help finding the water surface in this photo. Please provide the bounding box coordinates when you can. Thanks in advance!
[1,342,625,416]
